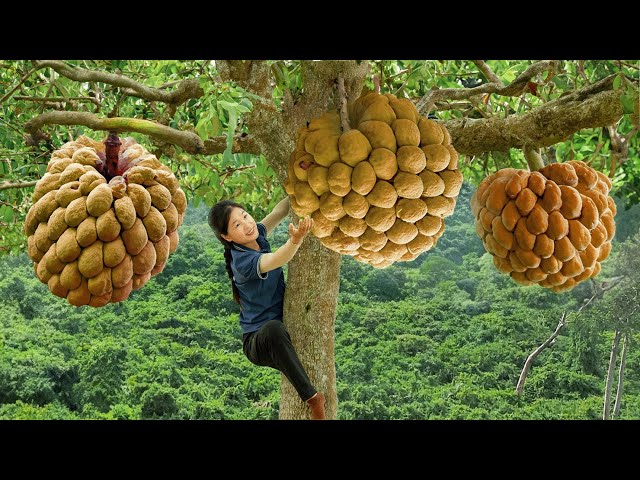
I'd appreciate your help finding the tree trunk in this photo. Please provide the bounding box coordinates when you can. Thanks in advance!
[612,332,629,419]
[280,240,341,419]
[603,329,622,420]
[218,60,367,419]
[276,62,366,419]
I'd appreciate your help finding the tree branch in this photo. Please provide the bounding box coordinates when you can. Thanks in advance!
[0,180,37,191]
[25,111,204,154]
[337,75,351,132]
[14,95,100,107]
[417,60,560,114]
[612,330,628,419]
[203,134,260,155]
[0,66,37,103]
[516,313,567,396]
[290,61,369,129]
[472,60,504,86]
[603,329,622,420]
[444,75,622,156]
[516,275,624,396]
[32,60,203,105]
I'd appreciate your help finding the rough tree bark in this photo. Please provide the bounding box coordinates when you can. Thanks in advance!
[603,329,622,420]
[444,76,623,156]
[612,332,628,419]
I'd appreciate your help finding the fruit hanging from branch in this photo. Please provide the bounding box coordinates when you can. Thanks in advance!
[24,133,187,307]
[284,90,462,268]
[470,160,616,292]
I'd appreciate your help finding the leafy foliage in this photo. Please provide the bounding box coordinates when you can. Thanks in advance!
[1,184,639,419]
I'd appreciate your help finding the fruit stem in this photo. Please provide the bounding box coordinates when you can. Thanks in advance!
[104,131,121,180]
[523,145,545,171]
[337,75,351,132]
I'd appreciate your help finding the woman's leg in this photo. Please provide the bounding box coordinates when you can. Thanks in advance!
[243,320,317,402]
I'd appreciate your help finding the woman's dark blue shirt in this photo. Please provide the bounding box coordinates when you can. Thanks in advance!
[229,222,286,334]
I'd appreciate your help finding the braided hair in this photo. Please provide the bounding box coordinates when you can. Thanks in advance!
[208,200,246,306]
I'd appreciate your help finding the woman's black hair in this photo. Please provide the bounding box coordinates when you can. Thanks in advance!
[208,199,245,306]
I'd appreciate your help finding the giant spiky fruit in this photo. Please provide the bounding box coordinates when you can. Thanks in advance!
[470,161,616,292]
[25,135,186,307]
[284,91,462,268]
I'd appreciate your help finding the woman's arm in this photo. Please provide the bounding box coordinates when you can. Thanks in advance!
[260,196,290,236]
[258,216,313,273]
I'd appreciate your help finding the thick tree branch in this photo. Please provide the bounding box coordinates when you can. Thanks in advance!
[444,75,622,156]
[0,180,37,191]
[417,60,560,114]
[25,111,204,154]
[32,60,203,105]
[216,60,273,100]
[218,60,290,182]
[203,134,260,155]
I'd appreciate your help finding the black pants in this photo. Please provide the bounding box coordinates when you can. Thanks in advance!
[243,319,316,402]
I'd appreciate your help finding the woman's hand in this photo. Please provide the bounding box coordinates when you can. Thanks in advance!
[288,216,314,245]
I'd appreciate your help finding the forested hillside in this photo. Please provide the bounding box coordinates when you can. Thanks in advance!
[2,183,638,419]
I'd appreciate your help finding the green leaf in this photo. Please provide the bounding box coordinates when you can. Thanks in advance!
[218,100,250,114]
[552,76,568,90]
[621,93,636,115]
[1,206,13,223]
[195,117,209,140]
[613,73,622,90]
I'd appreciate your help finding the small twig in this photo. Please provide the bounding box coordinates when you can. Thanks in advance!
[337,75,351,132]
[0,66,37,103]
[472,60,504,86]
[0,116,26,137]
[624,126,638,143]
[577,60,589,83]
[14,95,101,106]
[416,60,560,114]
[433,101,474,111]
[587,141,605,165]
[373,74,381,94]
[0,180,37,191]
[31,60,203,105]
[394,80,409,97]
[386,68,409,81]
[616,61,640,70]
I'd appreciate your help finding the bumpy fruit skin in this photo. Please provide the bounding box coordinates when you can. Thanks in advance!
[26,136,186,307]
[471,161,616,292]
[285,92,462,268]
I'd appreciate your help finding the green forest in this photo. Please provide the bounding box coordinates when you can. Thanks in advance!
[2,182,639,419]
[1,60,638,419]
